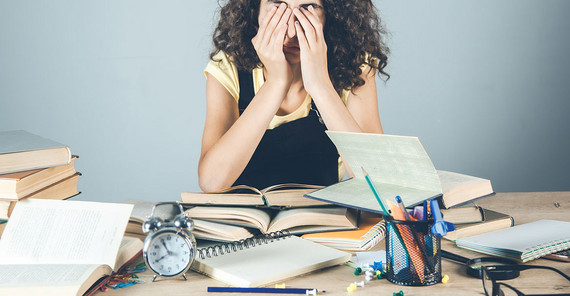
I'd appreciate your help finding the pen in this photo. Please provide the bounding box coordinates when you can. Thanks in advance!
[361,167,391,217]
[394,196,434,274]
[394,195,412,221]
[207,287,322,294]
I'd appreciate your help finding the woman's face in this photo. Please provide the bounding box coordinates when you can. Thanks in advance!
[258,0,325,64]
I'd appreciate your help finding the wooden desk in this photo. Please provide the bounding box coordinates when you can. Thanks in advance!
[102,192,570,296]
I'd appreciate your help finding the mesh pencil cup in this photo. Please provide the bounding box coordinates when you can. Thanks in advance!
[385,217,442,286]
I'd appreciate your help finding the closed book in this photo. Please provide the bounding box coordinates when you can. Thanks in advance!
[0,130,72,174]
[456,220,570,262]
[302,217,386,251]
[444,208,514,241]
[440,204,484,224]
[438,170,494,208]
[0,156,77,200]
[2,173,81,219]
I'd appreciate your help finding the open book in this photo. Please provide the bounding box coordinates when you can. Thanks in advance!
[305,132,443,213]
[185,206,359,236]
[0,199,138,296]
[181,183,332,208]
[123,199,255,242]
[305,132,494,213]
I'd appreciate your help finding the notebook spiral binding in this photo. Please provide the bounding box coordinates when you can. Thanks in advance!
[363,220,386,248]
[197,230,291,259]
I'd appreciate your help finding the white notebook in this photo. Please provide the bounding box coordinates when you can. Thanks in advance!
[191,235,351,287]
[456,219,570,262]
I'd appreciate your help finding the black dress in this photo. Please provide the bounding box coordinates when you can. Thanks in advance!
[233,70,340,189]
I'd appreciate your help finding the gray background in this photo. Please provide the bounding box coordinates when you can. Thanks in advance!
[1,0,569,203]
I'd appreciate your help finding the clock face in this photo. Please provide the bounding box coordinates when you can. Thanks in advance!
[145,230,193,277]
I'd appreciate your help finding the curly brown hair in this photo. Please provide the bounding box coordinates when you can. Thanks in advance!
[210,0,390,93]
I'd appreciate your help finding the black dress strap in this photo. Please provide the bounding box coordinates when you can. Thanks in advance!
[237,70,254,115]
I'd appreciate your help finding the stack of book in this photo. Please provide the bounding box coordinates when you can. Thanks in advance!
[435,170,513,241]
[177,184,360,242]
[0,130,81,222]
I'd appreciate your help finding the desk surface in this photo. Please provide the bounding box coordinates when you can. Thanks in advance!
[102,192,570,296]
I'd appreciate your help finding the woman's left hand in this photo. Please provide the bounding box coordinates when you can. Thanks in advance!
[294,6,335,98]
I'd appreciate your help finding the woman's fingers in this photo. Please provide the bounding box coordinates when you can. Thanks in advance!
[259,4,289,47]
[293,8,318,47]
[254,5,278,46]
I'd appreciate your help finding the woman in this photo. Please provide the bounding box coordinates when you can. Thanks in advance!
[198,0,389,192]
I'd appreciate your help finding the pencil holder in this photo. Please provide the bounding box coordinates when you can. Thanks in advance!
[385,217,441,286]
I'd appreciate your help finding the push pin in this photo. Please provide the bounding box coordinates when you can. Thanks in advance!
[372,261,383,271]
[275,283,286,289]
[354,267,362,275]
[393,290,404,296]
[306,289,318,296]
[346,283,357,292]
[441,274,450,284]
[354,281,365,287]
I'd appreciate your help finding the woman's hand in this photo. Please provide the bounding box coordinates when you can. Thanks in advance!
[294,6,335,98]
[252,3,293,89]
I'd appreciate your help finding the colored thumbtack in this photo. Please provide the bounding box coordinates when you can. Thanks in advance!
[346,283,357,292]
[275,283,286,289]
[442,274,449,284]
[393,290,404,296]
[354,267,362,275]
[354,281,365,287]
[306,289,317,296]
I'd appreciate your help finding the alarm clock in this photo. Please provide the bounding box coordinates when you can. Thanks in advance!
[142,202,197,281]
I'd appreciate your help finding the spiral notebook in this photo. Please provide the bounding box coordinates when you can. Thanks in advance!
[301,217,386,251]
[191,234,351,287]
[456,220,570,262]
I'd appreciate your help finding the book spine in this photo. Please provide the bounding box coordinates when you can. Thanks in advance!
[197,230,291,259]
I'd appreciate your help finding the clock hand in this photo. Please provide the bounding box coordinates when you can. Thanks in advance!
[154,254,168,263]
[162,241,172,255]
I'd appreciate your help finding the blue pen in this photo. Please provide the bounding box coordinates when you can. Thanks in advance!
[394,196,412,221]
[207,287,322,294]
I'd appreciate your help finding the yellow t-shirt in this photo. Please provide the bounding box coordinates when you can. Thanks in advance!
[204,51,353,181]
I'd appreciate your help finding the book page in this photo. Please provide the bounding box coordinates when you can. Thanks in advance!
[0,199,133,270]
[0,264,104,295]
[326,132,442,194]
[192,236,350,287]
[308,178,440,213]
[437,170,489,193]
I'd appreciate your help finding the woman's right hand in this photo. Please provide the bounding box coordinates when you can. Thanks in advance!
[251,3,292,89]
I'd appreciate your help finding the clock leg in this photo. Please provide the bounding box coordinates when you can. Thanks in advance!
[182,273,188,281]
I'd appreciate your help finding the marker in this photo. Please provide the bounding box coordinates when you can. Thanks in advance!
[361,167,391,217]
[207,287,323,294]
